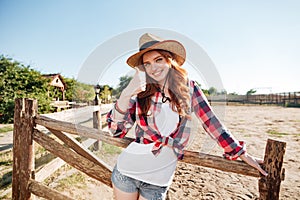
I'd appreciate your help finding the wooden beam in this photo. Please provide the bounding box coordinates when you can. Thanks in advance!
[183,151,260,177]
[35,157,66,182]
[47,128,112,171]
[35,115,262,178]
[35,115,134,147]
[28,179,75,200]
[33,129,112,187]
[259,139,286,200]
[12,98,37,200]
[93,107,101,150]
[35,129,112,182]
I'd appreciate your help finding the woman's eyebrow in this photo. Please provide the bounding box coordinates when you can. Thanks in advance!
[154,55,163,60]
[143,55,162,63]
[151,56,163,62]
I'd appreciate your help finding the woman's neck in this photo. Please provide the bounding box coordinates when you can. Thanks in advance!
[159,81,168,91]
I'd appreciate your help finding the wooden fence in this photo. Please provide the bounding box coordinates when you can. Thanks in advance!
[208,91,300,106]
[12,98,286,200]
[247,92,300,106]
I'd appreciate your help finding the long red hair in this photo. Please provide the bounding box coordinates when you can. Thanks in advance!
[137,50,190,118]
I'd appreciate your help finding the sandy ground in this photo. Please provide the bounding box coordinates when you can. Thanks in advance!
[2,104,300,199]
[168,104,300,200]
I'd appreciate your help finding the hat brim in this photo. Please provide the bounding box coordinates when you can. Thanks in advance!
[126,40,186,68]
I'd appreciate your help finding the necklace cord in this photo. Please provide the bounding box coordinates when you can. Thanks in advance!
[161,70,171,103]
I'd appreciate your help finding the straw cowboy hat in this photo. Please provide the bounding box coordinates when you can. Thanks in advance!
[127,33,186,68]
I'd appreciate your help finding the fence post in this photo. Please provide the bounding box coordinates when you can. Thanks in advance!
[93,104,101,150]
[259,139,286,200]
[12,98,37,200]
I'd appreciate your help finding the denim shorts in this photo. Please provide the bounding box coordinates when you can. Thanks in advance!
[111,165,168,200]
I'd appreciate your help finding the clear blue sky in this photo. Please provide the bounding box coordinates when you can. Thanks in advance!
[1,0,299,94]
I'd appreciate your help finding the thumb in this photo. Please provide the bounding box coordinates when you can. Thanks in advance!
[134,67,141,74]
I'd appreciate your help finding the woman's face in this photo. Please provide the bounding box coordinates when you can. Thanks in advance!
[142,50,170,85]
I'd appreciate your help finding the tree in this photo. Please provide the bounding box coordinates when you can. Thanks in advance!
[114,75,133,98]
[0,55,53,123]
[229,92,238,95]
[72,82,94,103]
[100,85,113,103]
[194,81,209,96]
[60,77,95,103]
[246,89,257,95]
[219,89,227,95]
[64,77,76,101]
[208,87,218,95]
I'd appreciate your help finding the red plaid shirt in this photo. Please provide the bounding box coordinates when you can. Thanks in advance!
[107,80,245,160]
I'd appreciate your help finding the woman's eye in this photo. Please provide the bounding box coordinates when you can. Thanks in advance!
[156,58,163,62]
[143,63,150,68]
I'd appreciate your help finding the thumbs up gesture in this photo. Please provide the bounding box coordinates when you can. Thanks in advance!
[126,67,147,96]
[115,67,147,113]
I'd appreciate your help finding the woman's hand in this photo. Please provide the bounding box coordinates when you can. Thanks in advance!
[124,67,146,96]
[116,67,146,112]
[239,153,268,176]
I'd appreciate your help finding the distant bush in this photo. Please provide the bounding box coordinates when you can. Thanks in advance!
[0,55,54,123]
[0,55,99,123]
[285,103,300,108]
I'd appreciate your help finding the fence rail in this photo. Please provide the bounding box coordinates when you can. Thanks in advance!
[208,91,300,106]
[12,98,286,200]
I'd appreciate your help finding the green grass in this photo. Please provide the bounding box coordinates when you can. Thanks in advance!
[267,129,288,137]
[0,171,12,189]
[0,151,13,166]
[0,126,13,133]
[55,172,86,190]
[35,145,47,155]
[0,143,57,193]
[101,142,122,155]
[0,151,13,190]
[243,134,252,137]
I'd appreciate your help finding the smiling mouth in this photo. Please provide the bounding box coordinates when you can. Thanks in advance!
[152,70,163,77]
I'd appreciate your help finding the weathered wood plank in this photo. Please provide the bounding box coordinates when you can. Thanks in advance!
[35,115,134,147]
[183,151,260,177]
[47,128,112,171]
[35,115,262,178]
[33,129,112,187]
[93,108,101,150]
[35,130,112,182]
[12,98,37,200]
[259,139,286,200]
[28,179,75,200]
[35,157,66,182]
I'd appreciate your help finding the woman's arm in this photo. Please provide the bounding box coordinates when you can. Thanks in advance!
[191,80,267,176]
[106,67,145,137]
[106,99,136,138]
[240,153,268,176]
[191,81,245,159]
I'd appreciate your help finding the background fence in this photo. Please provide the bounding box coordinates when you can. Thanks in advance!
[208,91,300,106]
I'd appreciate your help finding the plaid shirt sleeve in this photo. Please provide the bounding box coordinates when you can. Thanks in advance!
[191,81,246,160]
[106,98,136,138]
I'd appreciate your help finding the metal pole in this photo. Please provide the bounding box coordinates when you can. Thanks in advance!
[93,86,101,151]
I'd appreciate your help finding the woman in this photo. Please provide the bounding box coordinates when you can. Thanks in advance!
[107,33,267,200]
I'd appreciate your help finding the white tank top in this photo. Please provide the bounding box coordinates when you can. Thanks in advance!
[117,103,179,186]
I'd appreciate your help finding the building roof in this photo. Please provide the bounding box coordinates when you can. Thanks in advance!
[42,73,66,91]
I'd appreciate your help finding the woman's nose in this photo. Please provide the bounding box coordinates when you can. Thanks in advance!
[149,63,158,71]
